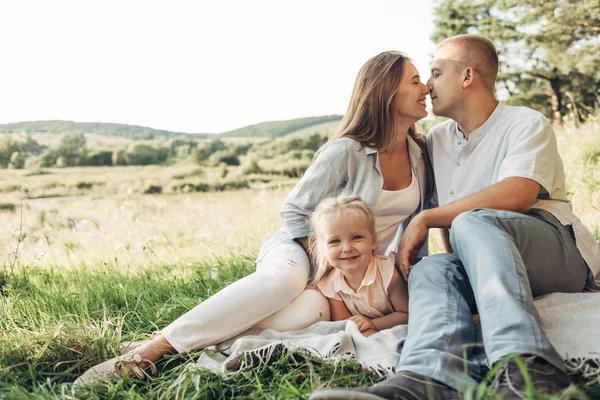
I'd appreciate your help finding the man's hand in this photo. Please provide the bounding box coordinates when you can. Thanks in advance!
[349,315,377,333]
[398,214,430,280]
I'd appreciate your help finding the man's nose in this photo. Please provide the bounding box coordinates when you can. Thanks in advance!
[426,77,433,90]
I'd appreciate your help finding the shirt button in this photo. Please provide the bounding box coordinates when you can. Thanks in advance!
[450,190,455,195]
[456,162,461,166]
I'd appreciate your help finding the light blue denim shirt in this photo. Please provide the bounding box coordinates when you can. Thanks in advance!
[256,136,430,264]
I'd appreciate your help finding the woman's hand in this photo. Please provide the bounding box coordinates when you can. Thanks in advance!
[349,315,377,332]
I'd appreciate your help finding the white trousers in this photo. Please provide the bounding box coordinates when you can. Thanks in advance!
[161,243,330,353]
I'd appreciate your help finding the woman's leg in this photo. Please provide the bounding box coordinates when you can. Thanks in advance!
[130,242,311,364]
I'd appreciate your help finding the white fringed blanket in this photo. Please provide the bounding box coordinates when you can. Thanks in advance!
[180,292,600,385]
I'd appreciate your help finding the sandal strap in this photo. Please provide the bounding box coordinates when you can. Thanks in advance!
[115,353,158,380]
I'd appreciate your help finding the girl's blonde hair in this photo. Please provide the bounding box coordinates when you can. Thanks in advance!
[308,195,376,286]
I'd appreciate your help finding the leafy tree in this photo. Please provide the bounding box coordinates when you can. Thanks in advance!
[21,135,46,155]
[156,146,169,163]
[432,0,600,122]
[40,149,59,167]
[208,149,240,166]
[194,139,228,164]
[169,138,198,157]
[242,159,264,175]
[83,151,114,166]
[233,142,253,156]
[56,133,87,166]
[9,151,27,169]
[125,144,159,165]
[219,162,229,178]
[0,137,22,168]
[303,133,328,152]
[112,150,128,166]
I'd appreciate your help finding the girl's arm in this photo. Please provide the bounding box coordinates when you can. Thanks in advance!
[328,296,378,336]
[371,268,409,331]
[327,297,377,336]
[328,297,353,321]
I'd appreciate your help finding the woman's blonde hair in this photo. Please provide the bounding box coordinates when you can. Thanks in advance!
[333,51,434,200]
[308,195,376,286]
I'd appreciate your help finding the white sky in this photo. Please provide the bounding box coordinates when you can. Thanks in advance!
[0,0,436,134]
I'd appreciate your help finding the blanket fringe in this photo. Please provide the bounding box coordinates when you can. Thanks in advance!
[229,343,285,372]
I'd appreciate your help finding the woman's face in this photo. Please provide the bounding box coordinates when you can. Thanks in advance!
[392,62,429,122]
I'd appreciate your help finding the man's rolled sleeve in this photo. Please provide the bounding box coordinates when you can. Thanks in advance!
[497,118,558,195]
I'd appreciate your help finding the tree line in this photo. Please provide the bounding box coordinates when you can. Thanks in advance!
[0,132,328,174]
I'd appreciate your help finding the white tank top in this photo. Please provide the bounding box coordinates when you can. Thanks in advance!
[373,171,420,254]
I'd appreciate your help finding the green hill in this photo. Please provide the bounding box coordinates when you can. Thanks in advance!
[0,115,343,140]
[217,115,343,138]
[0,120,212,140]
[285,119,341,139]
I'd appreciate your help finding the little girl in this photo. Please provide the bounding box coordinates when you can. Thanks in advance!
[310,195,409,336]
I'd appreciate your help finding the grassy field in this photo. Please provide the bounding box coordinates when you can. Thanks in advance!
[1,117,599,399]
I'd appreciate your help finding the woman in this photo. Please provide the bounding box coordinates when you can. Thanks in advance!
[76,50,433,384]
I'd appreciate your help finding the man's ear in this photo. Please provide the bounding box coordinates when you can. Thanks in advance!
[462,67,475,89]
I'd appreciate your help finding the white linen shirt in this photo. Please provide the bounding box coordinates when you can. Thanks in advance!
[427,103,600,285]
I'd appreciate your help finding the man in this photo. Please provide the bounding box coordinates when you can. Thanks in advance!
[311,34,600,399]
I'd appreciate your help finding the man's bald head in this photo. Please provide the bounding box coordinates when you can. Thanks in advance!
[437,34,499,94]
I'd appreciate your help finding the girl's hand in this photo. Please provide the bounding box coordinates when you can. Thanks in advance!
[349,315,377,332]
[362,328,378,337]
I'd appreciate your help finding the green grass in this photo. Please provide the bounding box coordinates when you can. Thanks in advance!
[1,255,599,399]
[0,257,385,399]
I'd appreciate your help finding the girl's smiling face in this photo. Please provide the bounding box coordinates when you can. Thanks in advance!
[319,211,376,276]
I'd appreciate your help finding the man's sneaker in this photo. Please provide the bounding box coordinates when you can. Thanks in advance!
[491,354,572,399]
[309,371,460,400]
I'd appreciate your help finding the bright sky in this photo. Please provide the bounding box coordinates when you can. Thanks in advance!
[0,0,436,134]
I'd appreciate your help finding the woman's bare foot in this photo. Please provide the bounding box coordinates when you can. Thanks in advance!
[116,334,177,377]
[75,334,179,385]
[132,334,176,363]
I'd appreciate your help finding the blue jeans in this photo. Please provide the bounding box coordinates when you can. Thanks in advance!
[397,209,589,392]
